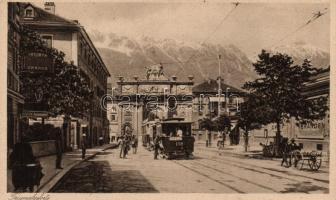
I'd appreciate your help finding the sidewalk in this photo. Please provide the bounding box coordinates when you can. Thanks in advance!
[7,143,117,193]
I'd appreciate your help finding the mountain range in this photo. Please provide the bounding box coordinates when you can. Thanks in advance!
[269,42,330,68]
[91,31,329,89]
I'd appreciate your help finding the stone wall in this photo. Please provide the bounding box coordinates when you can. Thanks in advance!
[30,140,56,157]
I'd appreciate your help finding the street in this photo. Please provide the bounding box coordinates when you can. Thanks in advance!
[50,144,329,193]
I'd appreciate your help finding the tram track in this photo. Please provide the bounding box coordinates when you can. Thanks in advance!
[196,149,329,185]
[172,160,246,193]
[183,159,279,192]
[173,155,328,193]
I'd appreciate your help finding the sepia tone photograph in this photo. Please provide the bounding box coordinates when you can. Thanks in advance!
[4,0,333,197]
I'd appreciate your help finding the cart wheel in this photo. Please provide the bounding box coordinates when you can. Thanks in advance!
[308,157,321,171]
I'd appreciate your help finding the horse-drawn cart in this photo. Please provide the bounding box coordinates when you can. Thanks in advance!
[290,151,322,171]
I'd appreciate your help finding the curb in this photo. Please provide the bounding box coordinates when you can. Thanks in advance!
[37,144,116,193]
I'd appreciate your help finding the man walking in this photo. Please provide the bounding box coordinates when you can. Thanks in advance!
[280,138,290,167]
[55,129,63,169]
[81,134,87,160]
[119,135,125,158]
[132,135,138,154]
[154,134,161,160]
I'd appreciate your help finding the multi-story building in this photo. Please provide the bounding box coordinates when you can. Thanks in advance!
[106,82,119,142]
[18,2,110,149]
[7,3,25,150]
[192,78,245,141]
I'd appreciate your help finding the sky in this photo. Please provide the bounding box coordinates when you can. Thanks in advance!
[34,1,330,57]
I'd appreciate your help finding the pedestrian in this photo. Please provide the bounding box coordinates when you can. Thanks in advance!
[119,135,125,158]
[123,134,131,158]
[81,134,87,160]
[99,135,103,146]
[55,128,63,169]
[153,134,161,160]
[288,138,300,167]
[280,138,290,167]
[132,135,138,154]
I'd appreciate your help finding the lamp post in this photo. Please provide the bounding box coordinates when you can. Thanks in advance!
[226,87,230,115]
[217,54,221,117]
[134,76,139,139]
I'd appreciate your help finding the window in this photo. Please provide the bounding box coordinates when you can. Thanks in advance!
[299,143,304,149]
[316,144,323,151]
[111,106,117,112]
[111,114,116,121]
[41,35,53,48]
[25,8,34,17]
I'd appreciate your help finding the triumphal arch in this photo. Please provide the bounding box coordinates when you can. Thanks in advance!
[115,64,194,138]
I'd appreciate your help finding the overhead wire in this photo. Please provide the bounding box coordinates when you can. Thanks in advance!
[148,2,241,79]
[184,2,240,65]
[261,8,328,54]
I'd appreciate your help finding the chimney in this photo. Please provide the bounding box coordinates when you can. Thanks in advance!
[188,75,194,82]
[171,75,177,81]
[44,2,55,14]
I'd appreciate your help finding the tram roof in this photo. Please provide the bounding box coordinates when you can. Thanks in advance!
[161,118,192,124]
[160,121,192,124]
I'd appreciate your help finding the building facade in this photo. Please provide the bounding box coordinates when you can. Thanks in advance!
[192,78,245,140]
[106,82,119,142]
[7,3,25,150]
[18,2,110,149]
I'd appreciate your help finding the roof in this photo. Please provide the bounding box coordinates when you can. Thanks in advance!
[192,79,243,94]
[19,3,78,26]
[19,3,110,77]
[302,68,330,98]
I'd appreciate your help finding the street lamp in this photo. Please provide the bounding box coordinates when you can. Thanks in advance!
[217,54,221,117]
[226,87,230,114]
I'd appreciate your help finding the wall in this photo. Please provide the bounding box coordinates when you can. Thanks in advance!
[37,30,74,62]
[30,140,56,157]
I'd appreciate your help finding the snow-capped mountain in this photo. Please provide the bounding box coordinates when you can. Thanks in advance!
[90,31,256,88]
[89,31,330,88]
[269,42,330,68]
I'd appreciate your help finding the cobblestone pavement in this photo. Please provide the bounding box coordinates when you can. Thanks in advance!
[50,145,329,193]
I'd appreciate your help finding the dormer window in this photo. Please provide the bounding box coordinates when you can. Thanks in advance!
[24,6,35,18]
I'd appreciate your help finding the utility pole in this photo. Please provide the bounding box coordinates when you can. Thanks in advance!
[218,54,222,117]
[226,87,230,115]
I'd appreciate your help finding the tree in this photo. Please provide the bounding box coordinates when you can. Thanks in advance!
[19,26,93,118]
[199,117,215,146]
[214,114,231,133]
[237,93,268,152]
[243,50,328,155]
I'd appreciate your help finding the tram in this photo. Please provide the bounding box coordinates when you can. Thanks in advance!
[142,118,195,159]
